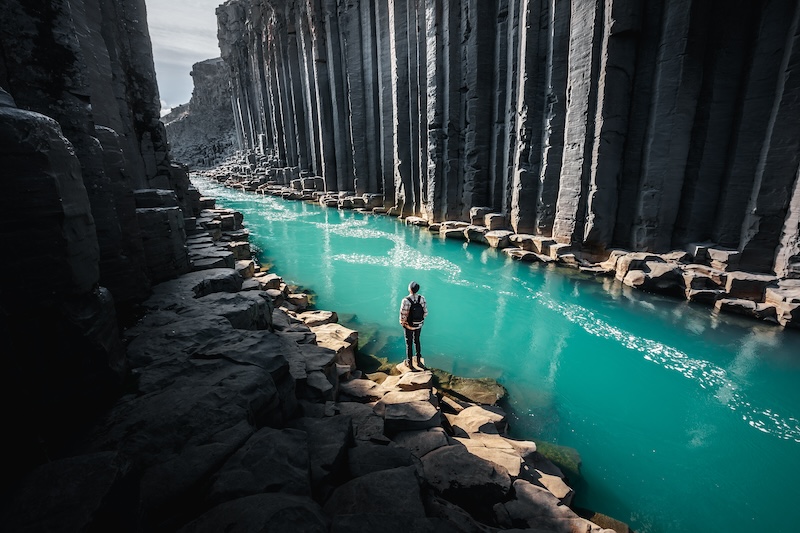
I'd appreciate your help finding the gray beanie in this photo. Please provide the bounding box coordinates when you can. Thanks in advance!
[408,281,420,293]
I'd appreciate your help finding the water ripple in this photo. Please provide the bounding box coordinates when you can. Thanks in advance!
[534,294,800,443]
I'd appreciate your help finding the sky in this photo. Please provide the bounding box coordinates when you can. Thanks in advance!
[145,0,224,115]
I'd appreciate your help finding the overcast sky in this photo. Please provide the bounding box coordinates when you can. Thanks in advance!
[146,0,223,114]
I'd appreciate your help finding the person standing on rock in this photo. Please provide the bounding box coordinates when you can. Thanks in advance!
[400,281,428,370]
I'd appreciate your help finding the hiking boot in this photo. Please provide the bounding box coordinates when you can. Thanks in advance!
[414,356,425,370]
[406,359,416,371]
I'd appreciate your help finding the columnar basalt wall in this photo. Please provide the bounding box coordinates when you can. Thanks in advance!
[0,0,199,478]
[219,0,800,276]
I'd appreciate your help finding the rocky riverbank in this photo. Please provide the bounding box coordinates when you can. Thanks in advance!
[0,196,631,532]
[196,153,800,331]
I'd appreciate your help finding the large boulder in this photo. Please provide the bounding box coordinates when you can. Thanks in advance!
[495,480,613,532]
[421,445,511,524]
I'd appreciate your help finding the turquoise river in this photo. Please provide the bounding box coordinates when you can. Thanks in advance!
[193,177,800,533]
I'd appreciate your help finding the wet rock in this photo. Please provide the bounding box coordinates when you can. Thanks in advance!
[495,480,612,532]
[715,299,778,321]
[724,271,778,301]
[621,261,685,296]
[432,370,506,405]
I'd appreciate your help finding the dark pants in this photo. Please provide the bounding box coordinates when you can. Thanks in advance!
[404,327,422,360]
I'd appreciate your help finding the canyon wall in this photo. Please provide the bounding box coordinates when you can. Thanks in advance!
[217,0,800,276]
[163,57,238,168]
[0,0,199,479]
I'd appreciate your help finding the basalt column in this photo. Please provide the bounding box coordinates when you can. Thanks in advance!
[551,0,602,244]
[389,0,415,214]
[339,0,379,194]
[460,0,496,218]
[424,0,445,221]
[775,168,800,278]
[629,0,707,252]
[737,2,800,272]
[534,0,570,236]
[490,0,520,217]
[510,0,548,234]
[670,0,757,247]
[582,0,639,251]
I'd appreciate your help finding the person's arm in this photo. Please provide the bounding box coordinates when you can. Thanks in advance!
[422,295,428,318]
[399,297,410,327]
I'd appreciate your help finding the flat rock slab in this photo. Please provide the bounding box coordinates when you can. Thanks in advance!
[381,370,434,392]
[374,389,438,417]
[207,427,311,507]
[383,401,442,433]
[339,378,386,402]
[297,310,338,326]
[392,427,452,459]
[453,435,522,477]
[485,230,514,249]
[177,493,329,533]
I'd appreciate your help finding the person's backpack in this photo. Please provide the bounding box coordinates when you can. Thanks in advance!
[407,296,425,327]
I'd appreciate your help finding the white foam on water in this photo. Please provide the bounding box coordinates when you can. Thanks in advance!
[532,293,800,443]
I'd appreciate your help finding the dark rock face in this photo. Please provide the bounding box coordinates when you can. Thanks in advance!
[162,58,237,169]
[0,0,198,482]
[218,0,800,275]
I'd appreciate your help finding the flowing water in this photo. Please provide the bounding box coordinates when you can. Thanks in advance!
[192,177,800,533]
